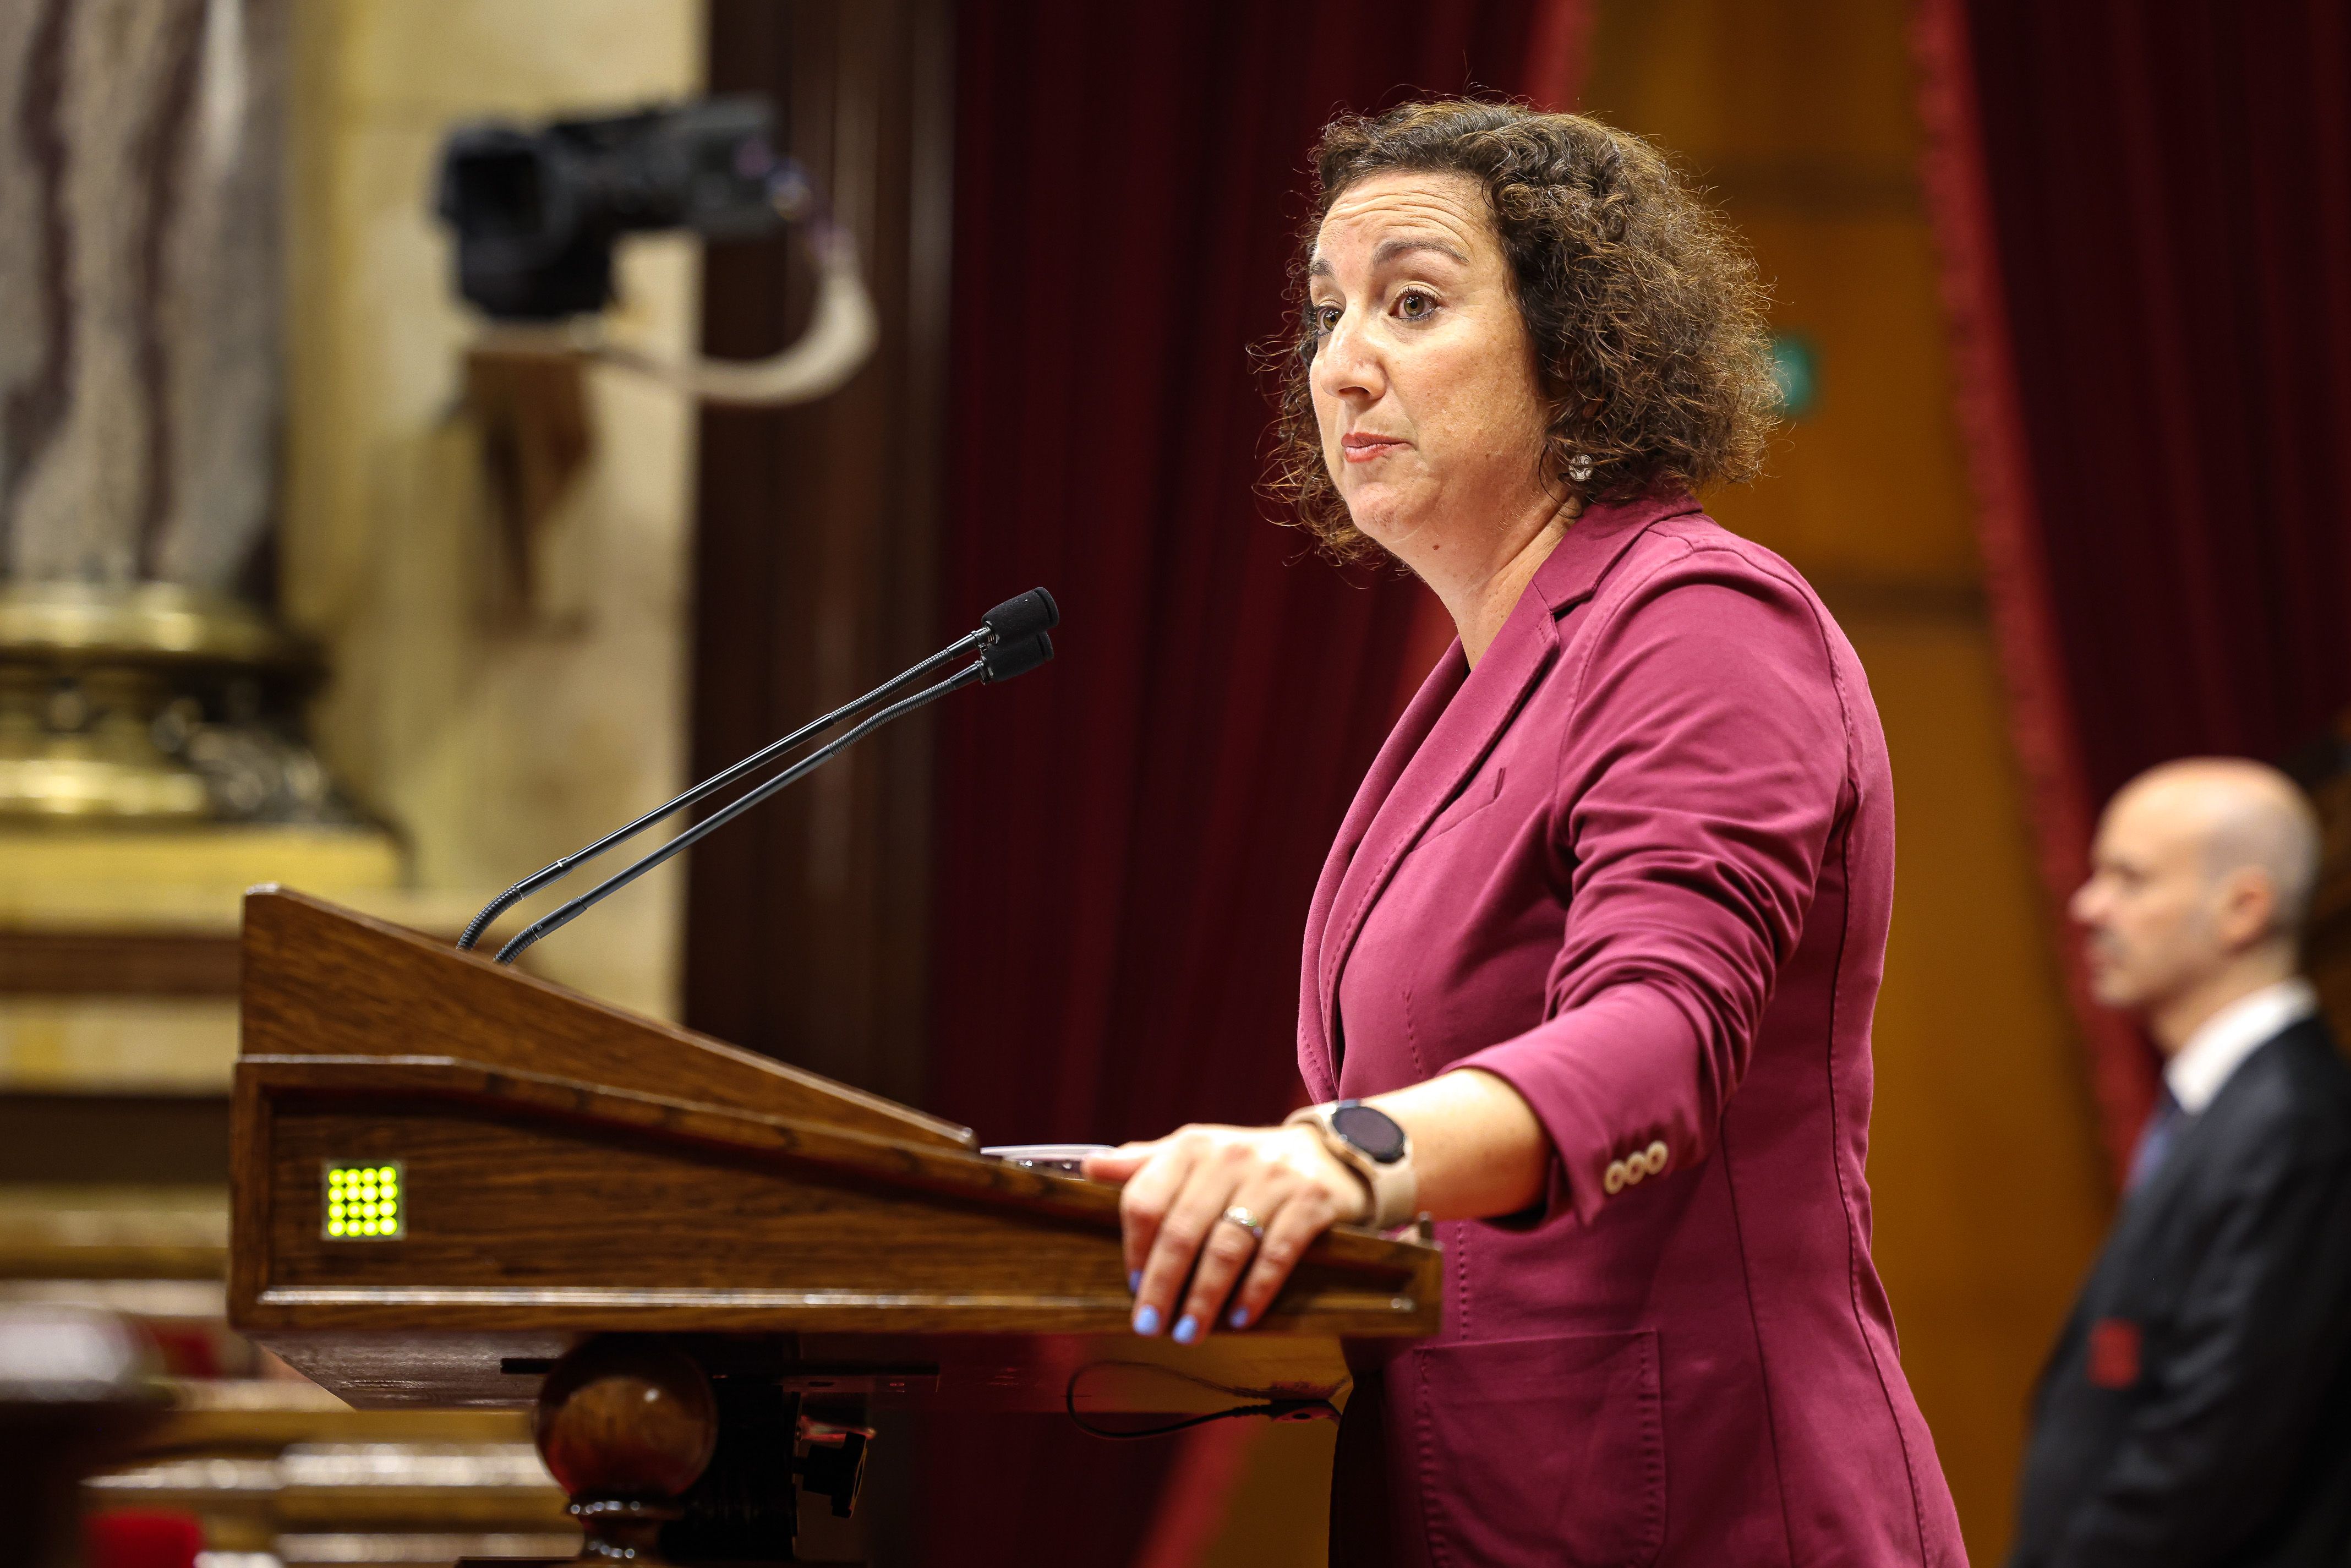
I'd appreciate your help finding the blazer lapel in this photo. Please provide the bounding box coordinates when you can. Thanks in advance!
[2118,1019,2318,1234]
[2102,1117,2205,1269]
[1314,600,1555,1069]
[1297,642,1468,1097]
[1310,491,1703,1080]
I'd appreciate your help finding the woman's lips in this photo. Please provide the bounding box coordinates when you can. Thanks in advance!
[1342,434,1409,465]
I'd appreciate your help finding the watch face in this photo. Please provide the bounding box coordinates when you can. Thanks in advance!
[1331,1102,1408,1164]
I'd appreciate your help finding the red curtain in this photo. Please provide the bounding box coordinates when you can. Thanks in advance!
[922,3,1590,1561]
[1917,0,2351,1175]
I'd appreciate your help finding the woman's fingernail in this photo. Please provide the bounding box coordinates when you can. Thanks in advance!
[1228,1305,1250,1329]
[1128,1271,1141,1294]
[1132,1303,1161,1336]
[1172,1314,1199,1345]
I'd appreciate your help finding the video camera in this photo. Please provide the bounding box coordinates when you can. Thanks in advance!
[435,97,809,321]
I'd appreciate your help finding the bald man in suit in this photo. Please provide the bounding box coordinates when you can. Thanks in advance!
[2010,758,2351,1567]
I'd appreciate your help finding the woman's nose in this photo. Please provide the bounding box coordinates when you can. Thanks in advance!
[1314,314,1384,399]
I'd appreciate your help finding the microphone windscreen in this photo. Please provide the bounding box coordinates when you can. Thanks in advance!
[981,630,1054,684]
[982,587,1060,642]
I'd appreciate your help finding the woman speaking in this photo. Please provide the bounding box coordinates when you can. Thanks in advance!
[1082,101,1966,1564]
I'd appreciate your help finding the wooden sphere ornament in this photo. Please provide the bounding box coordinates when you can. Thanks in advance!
[534,1337,718,1562]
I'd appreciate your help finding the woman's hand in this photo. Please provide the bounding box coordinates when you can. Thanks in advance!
[1082,1123,1369,1342]
[1082,1073,1548,1342]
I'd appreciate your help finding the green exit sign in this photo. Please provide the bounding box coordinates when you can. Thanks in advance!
[323,1161,404,1239]
[1770,332,1820,420]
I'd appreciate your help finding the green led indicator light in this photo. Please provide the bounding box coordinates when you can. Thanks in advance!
[323,1161,404,1239]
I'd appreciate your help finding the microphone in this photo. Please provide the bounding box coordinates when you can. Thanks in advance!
[458,587,1060,959]
[983,588,1057,643]
[983,630,1053,683]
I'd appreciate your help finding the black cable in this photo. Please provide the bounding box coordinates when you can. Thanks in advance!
[493,662,985,965]
[1062,1361,1348,1441]
[455,632,982,950]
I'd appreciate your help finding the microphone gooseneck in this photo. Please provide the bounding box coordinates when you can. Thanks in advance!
[493,665,981,964]
[454,631,981,950]
[464,587,1059,964]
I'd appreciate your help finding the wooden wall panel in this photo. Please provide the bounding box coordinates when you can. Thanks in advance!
[686,0,954,1112]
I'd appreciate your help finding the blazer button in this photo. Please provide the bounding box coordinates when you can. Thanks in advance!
[1643,1141,1669,1176]
[1603,1160,1628,1195]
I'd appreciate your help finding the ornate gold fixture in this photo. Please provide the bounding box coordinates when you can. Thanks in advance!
[0,582,313,823]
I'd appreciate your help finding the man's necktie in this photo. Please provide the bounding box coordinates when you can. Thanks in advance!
[2126,1086,2185,1193]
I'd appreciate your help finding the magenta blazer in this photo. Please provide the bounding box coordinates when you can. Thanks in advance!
[1301,493,1966,1566]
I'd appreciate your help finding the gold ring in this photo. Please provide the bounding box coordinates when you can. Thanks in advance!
[1220,1205,1267,1241]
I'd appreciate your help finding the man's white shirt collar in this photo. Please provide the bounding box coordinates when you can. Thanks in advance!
[2164,977,2318,1115]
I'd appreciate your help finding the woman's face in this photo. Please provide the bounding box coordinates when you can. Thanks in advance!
[1307,171,1552,562]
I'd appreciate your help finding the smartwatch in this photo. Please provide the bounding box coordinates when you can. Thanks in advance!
[1286,1099,1419,1230]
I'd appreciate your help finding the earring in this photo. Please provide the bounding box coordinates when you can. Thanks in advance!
[1567,453,1594,483]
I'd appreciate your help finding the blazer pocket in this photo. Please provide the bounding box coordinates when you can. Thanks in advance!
[1420,766,1506,845]
[1411,1329,1665,1568]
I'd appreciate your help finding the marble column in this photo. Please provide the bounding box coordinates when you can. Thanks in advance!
[0,0,286,591]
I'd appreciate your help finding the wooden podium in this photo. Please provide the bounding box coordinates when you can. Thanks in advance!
[228,890,1440,1562]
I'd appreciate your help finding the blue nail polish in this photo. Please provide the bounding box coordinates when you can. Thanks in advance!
[1172,1314,1199,1345]
[1228,1306,1250,1329]
[1132,1303,1160,1336]
[1128,1271,1141,1294]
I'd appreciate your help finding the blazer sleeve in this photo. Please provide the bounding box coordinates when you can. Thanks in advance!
[2049,1143,2351,1566]
[1455,548,1850,1227]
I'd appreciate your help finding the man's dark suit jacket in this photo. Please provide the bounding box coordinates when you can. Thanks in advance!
[2009,1013,2351,1567]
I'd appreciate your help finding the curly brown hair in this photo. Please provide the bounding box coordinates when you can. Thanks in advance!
[1267,100,1778,562]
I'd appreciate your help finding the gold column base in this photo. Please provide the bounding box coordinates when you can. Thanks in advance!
[0,582,309,824]
[0,750,212,822]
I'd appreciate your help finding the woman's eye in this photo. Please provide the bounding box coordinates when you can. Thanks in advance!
[1396,289,1437,320]
[1311,304,1342,332]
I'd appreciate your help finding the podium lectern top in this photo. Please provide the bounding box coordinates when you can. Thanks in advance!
[230,890,1441,1417]
[238,886,973,1149]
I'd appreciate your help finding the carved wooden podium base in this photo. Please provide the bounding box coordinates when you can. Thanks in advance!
[528,1337,867,1567]
[536,1338,714,1564]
